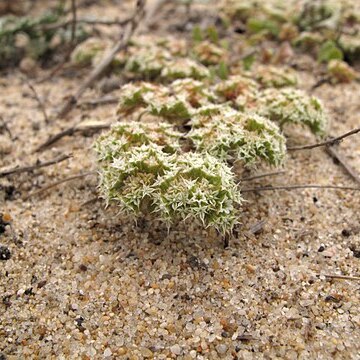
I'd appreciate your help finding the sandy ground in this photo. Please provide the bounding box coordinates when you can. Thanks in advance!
[0,1,360,359]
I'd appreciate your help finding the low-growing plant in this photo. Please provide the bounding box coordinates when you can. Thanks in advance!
[95,68,328,234]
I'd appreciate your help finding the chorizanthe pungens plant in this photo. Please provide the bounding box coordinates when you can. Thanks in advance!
[95,74,328,234]
[95,137,242,234]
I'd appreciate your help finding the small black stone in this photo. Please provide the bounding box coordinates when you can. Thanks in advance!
[0,246,11,260]
[24,287,34,296]
[341,229,351,237]
[318,245,325,252]
[0,185,16,200]
[79,264,88,272]
[75,316,85,327]
[313,196,318,203]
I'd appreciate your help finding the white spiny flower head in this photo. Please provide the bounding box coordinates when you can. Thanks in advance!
[253,65,298,88]
[94,121,182,163]
[170,78,218,108]
[124,45,173,78]
[97,143,176,214]
[116,82,164,115]
[153,152,242,234]
[188,105,286,166]
[193,40,229,65]
[213,75,260,111]
[161,58,211,80]
[70,38,109,67]
[258,88,328,136]
[327,59,357,83]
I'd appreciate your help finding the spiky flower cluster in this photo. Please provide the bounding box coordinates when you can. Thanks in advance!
[258,88,328,136]
[327,60,357,83]
[71,38,109,67]
[193,40,229,65]
[71,35,211,81]
[188,105,286,165]
[95,132,241,233]
[116,80,217,123]
[254,65,298,88]
[213,75,260,110]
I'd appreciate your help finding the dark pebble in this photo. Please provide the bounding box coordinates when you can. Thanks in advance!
[341,229,351,237]
[0,245,11,260]
[79,264,88,272]
[37,280,47,288]
[318,245,325,252]
[0,185,16,200]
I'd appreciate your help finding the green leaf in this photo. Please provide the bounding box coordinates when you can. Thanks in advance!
[242,53,256,71]
[318,40,343,63]
[206,26,219,43]
[217,61,229,80]
[246,18,280,37]
[192,25,203,42]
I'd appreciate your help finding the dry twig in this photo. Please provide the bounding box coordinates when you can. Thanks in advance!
[0,154,72,178]
[326,145,360,185]
[319,274,360,281]
[288,127,360,151]
[241,184,360,193]
[23,78,49,123]
[70,0,77,44]
[24,171,96,200]
[35,122,111,152]
[78,95,118,107]
[241,170,286,182]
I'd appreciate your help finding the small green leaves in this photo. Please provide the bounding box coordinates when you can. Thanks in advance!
[254,65,298,88]
[318,40,343,63]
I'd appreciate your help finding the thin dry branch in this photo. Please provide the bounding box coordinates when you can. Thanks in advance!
[288,127,360,151]
[35,122,111,152]
[55,0,146,120]
[78,95,118,107]
[24,79,49,123]
[241,184,360,193]
[70,0,77,43]
[24,171,96,200]
[326,145,360,185]
[240,170,286,182]
[0,154,72,178]
[319,274,360,281]
[41,17,132,31]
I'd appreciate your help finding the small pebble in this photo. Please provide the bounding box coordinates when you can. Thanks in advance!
[103,348,112,357]
[170,344,181,355]
[216,344,228,355]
